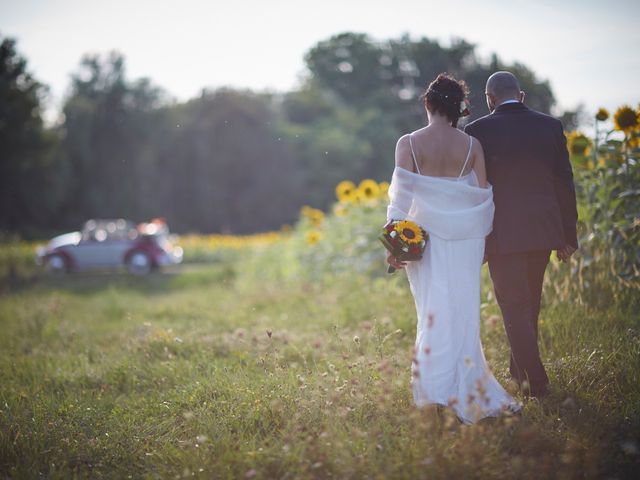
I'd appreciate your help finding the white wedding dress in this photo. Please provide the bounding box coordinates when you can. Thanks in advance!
[386,135,522,424]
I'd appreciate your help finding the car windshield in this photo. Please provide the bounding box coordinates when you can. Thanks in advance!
[81,219,138,242]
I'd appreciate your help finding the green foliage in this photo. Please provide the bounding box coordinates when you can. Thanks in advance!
[552,112,640,309]
[0,36,66,236]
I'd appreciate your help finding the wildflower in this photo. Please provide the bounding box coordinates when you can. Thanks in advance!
[613,105,639,132]
[305,230,322,245]
[484,314,500,329]
[358,179,380,200]
[353,335,360,344]
[335,180,357,203]
[595,108,609,122]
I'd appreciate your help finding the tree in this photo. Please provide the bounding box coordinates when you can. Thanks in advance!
[60,51,164,225]
[0,35,63,238]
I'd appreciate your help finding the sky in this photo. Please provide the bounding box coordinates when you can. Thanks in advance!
[1,0,639,124]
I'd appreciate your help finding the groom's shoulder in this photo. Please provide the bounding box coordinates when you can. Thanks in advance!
[527,106,561,123]
[463,113,494,134]
[465,107,563,132]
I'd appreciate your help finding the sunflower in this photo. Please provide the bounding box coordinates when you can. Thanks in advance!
[595,108,609,122]
[309,209,324,226]
[300,205,314,217]
[333,203,348,217]
[613,105,639,133]
[305,230,322,245]
[300,206,324,226]
[358,179,380,200]
[335,180,357,203]
[566,131,591,157]
[378,181,390,196]
[394,220,423,244]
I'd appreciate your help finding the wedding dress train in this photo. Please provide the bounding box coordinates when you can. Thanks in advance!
[386,137,522,424]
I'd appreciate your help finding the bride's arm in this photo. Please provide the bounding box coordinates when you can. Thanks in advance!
[394,134,415,171]
[386,134,415,222]
[471,137,488,188]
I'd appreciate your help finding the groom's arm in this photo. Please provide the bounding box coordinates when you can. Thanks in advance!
[552,119,579,250]
[464,122,489,262]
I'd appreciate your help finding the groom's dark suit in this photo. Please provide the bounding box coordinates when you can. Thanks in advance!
[464,101,578,396]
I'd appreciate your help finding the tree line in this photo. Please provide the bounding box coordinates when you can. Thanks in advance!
[0,32,574,238]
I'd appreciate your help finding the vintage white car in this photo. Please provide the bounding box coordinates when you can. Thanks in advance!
[36,218,183,275]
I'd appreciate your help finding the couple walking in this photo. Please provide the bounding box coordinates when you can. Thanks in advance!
[385,71,578,424]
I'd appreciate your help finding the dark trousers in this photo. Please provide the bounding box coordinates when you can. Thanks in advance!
[488,250,551,395]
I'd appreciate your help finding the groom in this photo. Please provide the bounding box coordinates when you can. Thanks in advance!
[464,71,578,398]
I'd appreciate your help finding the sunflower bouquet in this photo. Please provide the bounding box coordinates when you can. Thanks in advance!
[379,219,428,273]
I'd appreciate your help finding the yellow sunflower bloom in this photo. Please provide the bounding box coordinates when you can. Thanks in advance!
[595,108,609,122]
[567,131,591,157]
[394,220,423,244]
[613,105,639,133]
[305,230,322,245]
[358,179,380,200]
[300,206,324,226]
[308,209,324,226]
[335,180,357,203]
[379,181,390,196]
[300,205,314,217]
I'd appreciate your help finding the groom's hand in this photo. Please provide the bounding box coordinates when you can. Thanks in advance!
[556,244,577,263]
[387,253,407,269]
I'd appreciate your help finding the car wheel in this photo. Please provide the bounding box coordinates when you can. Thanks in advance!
[126,251,152,275]
[46,254,68,274]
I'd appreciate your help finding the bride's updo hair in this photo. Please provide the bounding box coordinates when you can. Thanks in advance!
[419,73,470,128]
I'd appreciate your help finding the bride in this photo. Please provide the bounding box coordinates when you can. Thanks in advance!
[385,73,522,424]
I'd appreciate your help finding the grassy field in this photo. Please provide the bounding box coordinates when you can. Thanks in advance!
[1,254,638,479]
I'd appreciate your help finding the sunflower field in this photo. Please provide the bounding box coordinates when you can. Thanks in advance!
[554,104,640,309]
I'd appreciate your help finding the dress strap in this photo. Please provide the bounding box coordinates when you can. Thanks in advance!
[458,135,473,178]
[408,133,421,175]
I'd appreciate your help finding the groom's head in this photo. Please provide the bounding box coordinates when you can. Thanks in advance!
[485,71,525,112]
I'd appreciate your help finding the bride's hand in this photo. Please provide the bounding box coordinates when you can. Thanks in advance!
[387,253,407,269]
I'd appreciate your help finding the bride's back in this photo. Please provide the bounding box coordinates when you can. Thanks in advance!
[410,126,473,178]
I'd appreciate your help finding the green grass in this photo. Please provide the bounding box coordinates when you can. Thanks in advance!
[0,260,638,479]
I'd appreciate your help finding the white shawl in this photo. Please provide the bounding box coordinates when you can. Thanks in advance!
[386,166,494,240]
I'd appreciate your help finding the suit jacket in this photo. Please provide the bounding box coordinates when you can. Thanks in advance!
[464,102,578,254]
